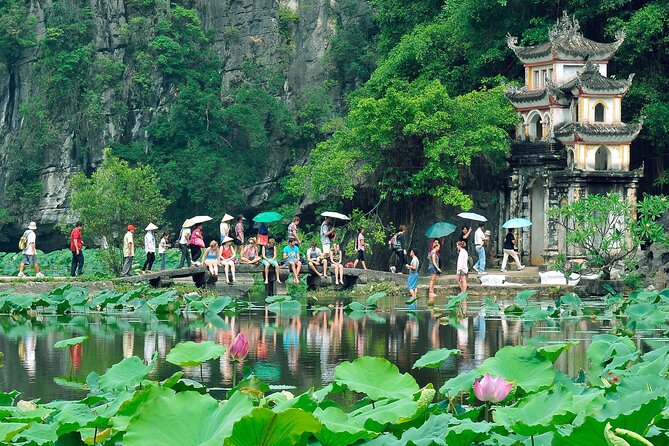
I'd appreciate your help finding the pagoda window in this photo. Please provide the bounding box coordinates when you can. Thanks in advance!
[540,69,547,87]
[595,146,610,170]
[533,71,540,89]
[567,149,575,170]
[594,103,605,122]
[547,68,553,82]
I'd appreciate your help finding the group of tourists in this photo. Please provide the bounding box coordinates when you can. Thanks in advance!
[15,214,527,301]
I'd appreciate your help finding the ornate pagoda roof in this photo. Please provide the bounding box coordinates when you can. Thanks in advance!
[554,120,643,143]
[505,86,548,104]
[560,62,633,95]
[507,12,624,64]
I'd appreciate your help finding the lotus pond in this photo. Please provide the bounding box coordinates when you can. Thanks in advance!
[0,285,668,445]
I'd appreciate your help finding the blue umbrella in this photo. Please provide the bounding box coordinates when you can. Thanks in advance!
[425,222,457,238]
[502,218,532,229]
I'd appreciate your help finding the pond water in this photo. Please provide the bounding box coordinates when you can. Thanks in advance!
[1,297,645,403]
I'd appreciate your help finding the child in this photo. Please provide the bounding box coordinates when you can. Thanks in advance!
[406,249,419,300]
[159,232,170,271]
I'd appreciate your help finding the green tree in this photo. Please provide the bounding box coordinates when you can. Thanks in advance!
[68,150,170,273]
[549,193,669,280]
[287,81,517,211]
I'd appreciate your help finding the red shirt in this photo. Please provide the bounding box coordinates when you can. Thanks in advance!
[70,227,83,252]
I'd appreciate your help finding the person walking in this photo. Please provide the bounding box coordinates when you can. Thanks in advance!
[69,221,84,277]
[500,228,525,272]
[458,226,472,248]
[456,240,469,293]
[352,227,368,270]
[473,222,488,275]
[392,225,408,274]
[189,223,205,266]
[18,221,44,278]
[406,249,419,301]
[142,223,158,272]
[427,239,442,303]
[257,222,269,247]
[121,224,136,277]
[262,238,281,284]
[330,243,344,285]
[233,215,245,256]
[178,224,192,268]
[320,217,335,254]
[287,216,301,245]
[158,232,170,270]
[283,238,302,283]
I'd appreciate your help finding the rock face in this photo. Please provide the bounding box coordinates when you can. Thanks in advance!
[0,0,340,250]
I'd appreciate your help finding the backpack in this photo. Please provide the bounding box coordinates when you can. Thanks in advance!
[388,233,401,251]
[18,231,28,251]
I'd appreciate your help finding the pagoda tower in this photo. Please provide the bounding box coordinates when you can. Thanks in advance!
[502,12,643,265]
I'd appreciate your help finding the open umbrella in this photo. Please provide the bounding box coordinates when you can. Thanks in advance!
[321,211,350,221]
[457,212,488,222]
[502,218,532,228]
[190,215,213,225]
[425,222,457,238]
[253,212,283,223]
[182,218,194,228]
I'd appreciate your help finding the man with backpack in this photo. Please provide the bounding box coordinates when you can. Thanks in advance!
[18,221,44,278]
[389,225,407,274]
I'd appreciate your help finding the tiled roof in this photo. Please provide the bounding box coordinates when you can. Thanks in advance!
[560,63,633,92]
[554,122,642,139]
[505,86,547,102]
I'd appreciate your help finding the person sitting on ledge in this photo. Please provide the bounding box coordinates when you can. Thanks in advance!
[283,238,302,283]
[306,242,328,278]
[201,240,220,277]
[262,238,282,284]
[240,237,261,265]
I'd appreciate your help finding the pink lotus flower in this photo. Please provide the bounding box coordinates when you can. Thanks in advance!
[230,333,249,361]
[473,374,512,403]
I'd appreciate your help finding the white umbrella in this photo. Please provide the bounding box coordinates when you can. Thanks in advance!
[321,211,350,221]
[182,218,194,228]
[190,215,213,225]
[457,212,488,222]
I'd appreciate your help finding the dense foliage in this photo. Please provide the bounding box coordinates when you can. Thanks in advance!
[1,285,669,444]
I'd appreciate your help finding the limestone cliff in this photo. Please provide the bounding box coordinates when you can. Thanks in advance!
[0,0,345,249]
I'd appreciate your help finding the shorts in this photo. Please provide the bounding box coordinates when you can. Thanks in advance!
[22,254,38,265]
[428,265,438,274]
[322,243,331,254]
[458,270,468,276]
[357,249,365,261]
[233,238,243,246]
[262,259,278,267]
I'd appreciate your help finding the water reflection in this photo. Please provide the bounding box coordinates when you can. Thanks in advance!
[0,308,653,402]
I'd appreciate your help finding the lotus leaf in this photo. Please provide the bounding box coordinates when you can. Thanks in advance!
[413,348,460,369]
[97,353,157,391]
[53,336,88,349]
[443,293,468,311]
[110,385,175,433]
[13,422,58,445]
[53,377,87,391]
[54,403,107,435]
[349,398,420,432]
[335,357,419,401]
[267,300,302,316]
[206,296,236,314]
[313,406,376,446]
[520,305,552,321]
[445,419,493,446]
[537,342,578,363]
[478,345,554,392]
[587,335,638,383]
[344,302,367,312]
[395,412,451,446]
[493,386,575,436]
[366,292,386,305]
[0,391,19,406]
[0,422,28,442]
[439,369,479,398]
[125,390,253,446]
[166,341,226,367]
[224,407,320,446]
[514,289,538,307]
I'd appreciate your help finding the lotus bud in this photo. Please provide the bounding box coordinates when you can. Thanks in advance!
[230,333,249,361]
[473,374,512,403]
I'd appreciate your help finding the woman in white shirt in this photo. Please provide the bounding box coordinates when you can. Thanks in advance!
[158,232,170,270]
[456,240,468,293]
